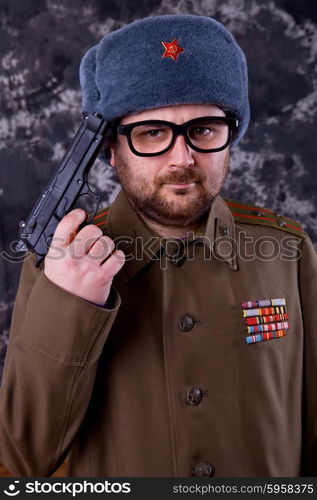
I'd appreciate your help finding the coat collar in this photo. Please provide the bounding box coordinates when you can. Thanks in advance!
[106,190,238,281]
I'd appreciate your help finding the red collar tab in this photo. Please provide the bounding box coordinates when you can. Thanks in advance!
[161,39,184,61]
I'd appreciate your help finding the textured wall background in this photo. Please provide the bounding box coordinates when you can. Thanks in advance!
[0,0,316,378]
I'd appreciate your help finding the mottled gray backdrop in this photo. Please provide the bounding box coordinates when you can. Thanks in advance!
[0,0,316,378]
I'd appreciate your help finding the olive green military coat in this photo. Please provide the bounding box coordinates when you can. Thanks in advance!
[0,191,316,477]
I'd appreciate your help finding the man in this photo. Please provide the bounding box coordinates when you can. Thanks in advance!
[0,15,316,477]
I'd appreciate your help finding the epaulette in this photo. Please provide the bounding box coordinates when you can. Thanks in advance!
[91,207,110,231]
[224,198,305,238]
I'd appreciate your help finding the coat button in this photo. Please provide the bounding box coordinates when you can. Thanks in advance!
[219,225,230,236]
[171,252,186,266]
[187,387,203,405]
[193,462,214,477]
[179,315,195,332]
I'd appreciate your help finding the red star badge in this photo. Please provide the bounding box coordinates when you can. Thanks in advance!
[161,39,184,61]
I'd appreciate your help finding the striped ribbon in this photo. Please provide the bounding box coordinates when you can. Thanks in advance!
[245,313,289,326]
[245,330,286,344]
[247,321,289,334]
[243,306,286,318]
[241,298,286,309]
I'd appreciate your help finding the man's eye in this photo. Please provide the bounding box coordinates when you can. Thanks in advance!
[134,127,167,137]
[146,129,162,137]
[191,127,212,136]
[137,128,169,139]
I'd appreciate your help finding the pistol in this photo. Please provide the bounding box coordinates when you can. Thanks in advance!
[16,112,108,266]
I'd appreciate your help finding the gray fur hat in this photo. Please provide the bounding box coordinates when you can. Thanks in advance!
[80,14,249,145]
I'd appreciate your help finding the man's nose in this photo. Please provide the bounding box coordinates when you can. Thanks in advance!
[167,134,194,168]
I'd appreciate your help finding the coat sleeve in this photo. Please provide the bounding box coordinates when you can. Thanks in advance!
[300,235,317,476]
[0,251,120,476]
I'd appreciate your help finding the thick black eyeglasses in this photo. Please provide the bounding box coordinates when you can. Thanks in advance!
[117,116,238,157]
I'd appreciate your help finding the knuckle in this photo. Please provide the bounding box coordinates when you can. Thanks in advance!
[114,250,125,263]
[87,242,104,260]
[85,235,101,250]
[63,209,86,227]
[86,224,103,237]
[60,212,74,223]
[96,239,109,254]
[89,237,114,257]
[61,213,77,227]
[76,227,102,247]
[108,253,125,274]
[52,220,70,240]
[70,208,87,219]
[101,236,115,251]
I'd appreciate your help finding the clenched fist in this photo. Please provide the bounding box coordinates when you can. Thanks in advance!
[44,208,125,306]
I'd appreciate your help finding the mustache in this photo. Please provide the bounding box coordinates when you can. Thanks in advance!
[157,169,205,185]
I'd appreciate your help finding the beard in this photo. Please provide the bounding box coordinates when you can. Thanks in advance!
[114,151,230,227]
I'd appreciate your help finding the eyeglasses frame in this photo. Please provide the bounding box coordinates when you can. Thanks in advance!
[117,116,239,157]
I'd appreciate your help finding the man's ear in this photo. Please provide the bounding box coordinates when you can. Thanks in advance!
[109,145,116,168]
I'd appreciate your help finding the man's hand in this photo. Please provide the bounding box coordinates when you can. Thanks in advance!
[44,208,125,306]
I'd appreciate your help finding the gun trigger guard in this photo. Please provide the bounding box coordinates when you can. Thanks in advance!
[77,183,101,223]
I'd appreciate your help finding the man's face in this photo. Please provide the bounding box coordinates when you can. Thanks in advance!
[110,104,230,227]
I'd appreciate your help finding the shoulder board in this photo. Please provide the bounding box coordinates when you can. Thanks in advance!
[224,198,305,238]
[91,207,110,231]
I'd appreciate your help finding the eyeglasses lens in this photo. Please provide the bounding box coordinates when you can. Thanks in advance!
[187,119,229,151]
[131,124,172,154]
